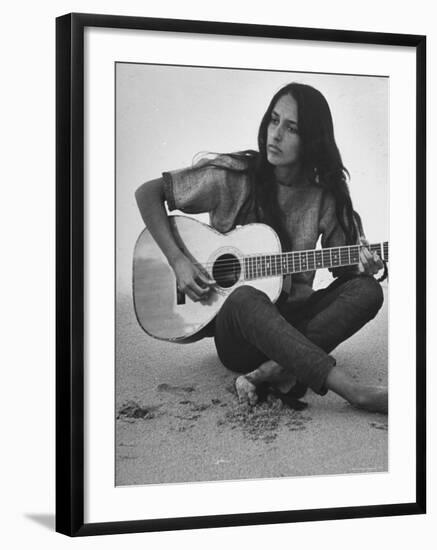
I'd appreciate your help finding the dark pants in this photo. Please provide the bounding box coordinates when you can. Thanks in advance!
[214,275,384,395]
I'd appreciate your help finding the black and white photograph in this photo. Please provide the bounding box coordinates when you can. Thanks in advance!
[2,0,432,546]
[116,64,389,486]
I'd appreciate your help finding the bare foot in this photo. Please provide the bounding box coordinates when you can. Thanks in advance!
[352,386,388,414]
[235,375,258,406]
[326,368,388,414]
[243,360,298,394]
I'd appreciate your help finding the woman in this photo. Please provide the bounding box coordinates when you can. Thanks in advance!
[135,82,388,414]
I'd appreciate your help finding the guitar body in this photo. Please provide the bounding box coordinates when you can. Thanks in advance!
[133,215,283,342]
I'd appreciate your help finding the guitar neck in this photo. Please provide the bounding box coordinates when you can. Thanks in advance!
[244,242,389,281]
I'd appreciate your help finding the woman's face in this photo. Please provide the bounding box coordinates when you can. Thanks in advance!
[266,94,301,169]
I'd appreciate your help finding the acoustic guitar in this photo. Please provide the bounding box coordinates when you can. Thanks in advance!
[133,215,388,342]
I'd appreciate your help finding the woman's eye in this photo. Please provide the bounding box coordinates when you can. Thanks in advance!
[287,125,298,134]
[270,117,279,125]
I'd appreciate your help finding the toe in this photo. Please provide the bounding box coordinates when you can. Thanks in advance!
[235,376,258,406]
[248,390,258,406]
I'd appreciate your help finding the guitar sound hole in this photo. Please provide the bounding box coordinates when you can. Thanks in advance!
[212,253,241,288]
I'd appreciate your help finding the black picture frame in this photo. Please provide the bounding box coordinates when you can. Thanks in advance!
[56,12,426,537]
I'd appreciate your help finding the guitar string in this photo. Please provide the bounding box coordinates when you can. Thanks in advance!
[191,250,389,275]
[189,243,389,275]
[190,243,388,267]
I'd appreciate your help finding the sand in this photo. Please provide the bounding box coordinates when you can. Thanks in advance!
[115,288,388,486]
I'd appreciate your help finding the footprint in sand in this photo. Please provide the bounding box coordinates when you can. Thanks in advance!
[117,400,160,419]
[157,383,196,394]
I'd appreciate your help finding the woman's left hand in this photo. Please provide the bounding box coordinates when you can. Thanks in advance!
[358,238,384,276]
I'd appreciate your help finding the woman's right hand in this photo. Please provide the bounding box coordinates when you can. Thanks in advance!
[135,178,215,302]
[171,254,216,302]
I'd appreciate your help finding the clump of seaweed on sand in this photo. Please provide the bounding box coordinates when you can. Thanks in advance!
[218,394,312,443]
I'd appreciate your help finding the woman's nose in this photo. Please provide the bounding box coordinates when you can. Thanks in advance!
[273,126,283,141]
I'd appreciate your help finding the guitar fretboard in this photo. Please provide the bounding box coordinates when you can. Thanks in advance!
[244,242,388,280]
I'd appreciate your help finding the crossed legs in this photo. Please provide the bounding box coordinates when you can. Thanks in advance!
[214,275,387,413]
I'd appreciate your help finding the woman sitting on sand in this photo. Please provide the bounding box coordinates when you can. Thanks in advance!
[135,82,388,414]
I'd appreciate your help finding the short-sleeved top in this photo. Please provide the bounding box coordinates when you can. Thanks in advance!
[162,154,358,304]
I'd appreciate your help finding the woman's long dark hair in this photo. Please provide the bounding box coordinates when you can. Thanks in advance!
[194,82,359,244]
[254,82,359,244]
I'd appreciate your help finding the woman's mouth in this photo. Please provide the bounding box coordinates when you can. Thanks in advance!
[268,144,281,154]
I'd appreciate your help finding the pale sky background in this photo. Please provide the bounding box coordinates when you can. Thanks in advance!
[116,63,388,294]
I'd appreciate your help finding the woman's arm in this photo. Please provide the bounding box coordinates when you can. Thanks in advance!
[135,178,215,302]
[135,178,183,267]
